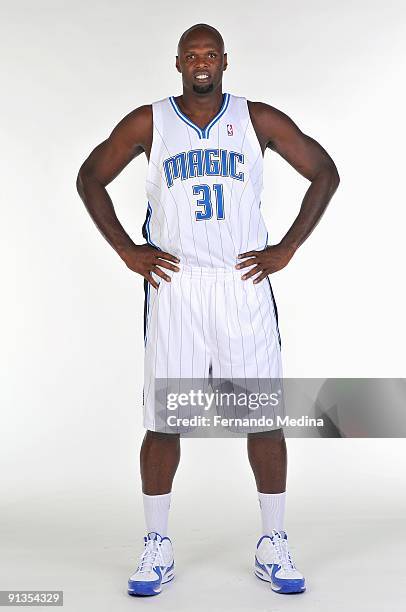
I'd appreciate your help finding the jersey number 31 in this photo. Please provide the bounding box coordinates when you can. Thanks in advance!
[192,184,224,221]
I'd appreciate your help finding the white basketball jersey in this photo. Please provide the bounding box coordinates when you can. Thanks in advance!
[144,93,268,267]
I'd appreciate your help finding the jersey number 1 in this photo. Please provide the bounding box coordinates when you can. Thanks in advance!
[192,184,224,221]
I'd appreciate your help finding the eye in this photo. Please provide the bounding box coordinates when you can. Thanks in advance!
[208,53,217,59]
[186,54,195,60]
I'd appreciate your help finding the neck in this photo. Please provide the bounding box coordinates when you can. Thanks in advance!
[178,87,224,114]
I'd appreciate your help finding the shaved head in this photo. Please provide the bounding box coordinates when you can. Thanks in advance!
[177,23,225,55]
[175,23,227,95]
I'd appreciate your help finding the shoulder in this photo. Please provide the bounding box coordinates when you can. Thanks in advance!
[112,104,152,134]
[247,100,302,150]
[108,104,153,150]
[247,100,294,129]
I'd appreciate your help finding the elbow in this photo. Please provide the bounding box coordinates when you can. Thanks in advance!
[316,162,340,194]
[76,160,106,197]
[76,169,84,197]
[328,161,340,191]
[76,162,92,197]
[331,166,340,190]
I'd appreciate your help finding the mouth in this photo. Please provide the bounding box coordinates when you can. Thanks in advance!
[194,71,211,83]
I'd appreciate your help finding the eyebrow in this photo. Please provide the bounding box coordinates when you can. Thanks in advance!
[183,47,220,53]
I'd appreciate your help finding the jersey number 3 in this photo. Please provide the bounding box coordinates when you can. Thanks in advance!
[192,184,224,221]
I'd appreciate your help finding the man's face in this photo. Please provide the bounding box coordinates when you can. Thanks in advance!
[176,32,227,95]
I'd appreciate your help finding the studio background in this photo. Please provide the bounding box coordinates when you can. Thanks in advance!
[1,1,405,610]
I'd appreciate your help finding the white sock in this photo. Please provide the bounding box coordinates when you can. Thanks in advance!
[143,492,172,537]
[258,491,286,535]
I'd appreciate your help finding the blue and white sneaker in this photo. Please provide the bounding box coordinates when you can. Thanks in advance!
[127,532,175,596]
[254,529,306,594]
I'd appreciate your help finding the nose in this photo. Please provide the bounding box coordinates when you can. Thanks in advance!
[195,54,209,69]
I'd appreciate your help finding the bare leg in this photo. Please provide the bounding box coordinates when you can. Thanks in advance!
[247,428,287,493]
[140,430,181,495]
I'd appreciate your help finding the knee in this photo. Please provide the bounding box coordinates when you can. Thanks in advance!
[247,428,284,441]
[145,430,181,442]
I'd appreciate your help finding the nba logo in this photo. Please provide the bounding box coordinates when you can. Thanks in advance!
[227,124,233,136]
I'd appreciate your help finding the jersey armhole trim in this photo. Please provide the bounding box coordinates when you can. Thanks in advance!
[243,98,264,159]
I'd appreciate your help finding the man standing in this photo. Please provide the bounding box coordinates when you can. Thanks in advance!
[77,23,339,597]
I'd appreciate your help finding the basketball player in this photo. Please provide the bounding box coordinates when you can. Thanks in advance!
[76,23,339,597]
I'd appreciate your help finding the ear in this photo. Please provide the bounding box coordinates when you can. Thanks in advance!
[175,55,181,73]
[223,52,228,71]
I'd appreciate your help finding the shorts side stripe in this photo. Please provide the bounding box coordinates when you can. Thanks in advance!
[267,277,281,348]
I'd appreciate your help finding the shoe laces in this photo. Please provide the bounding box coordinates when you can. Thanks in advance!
[138,537,164,574]
[271,530,296,571]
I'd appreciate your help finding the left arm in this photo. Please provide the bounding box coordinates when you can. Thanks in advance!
[236,101,340,282]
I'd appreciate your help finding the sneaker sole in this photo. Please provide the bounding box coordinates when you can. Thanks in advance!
[254,568,306,594]
[128,572,175,597]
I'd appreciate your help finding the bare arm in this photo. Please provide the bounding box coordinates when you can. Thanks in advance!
[236,101,340,282]
[76,105,179,289]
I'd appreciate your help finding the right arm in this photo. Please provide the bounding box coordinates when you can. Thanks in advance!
[76,105,179,289]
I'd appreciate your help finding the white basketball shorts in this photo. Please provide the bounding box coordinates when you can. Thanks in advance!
[142,263,283,432]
